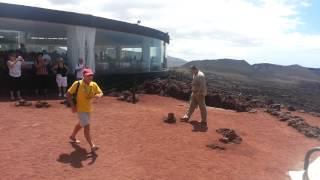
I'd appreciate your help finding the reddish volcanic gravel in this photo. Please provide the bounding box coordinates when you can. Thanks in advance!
[0,95,319,180]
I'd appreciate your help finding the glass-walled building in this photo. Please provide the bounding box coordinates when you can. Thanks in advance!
[94,28,165,74]
[0,3,169,75]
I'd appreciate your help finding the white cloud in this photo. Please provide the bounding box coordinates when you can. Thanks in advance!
[46,0,78,5]
[0,0,319,67]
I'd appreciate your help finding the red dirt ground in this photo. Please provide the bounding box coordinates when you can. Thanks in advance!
[0,95,319,180]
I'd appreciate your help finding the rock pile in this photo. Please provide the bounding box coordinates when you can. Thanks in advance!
[216,128,243,144]
[287,105,296,112]
[310,112,320,117]
[141,78,256,112]
[105,89,140,104]
[266,104,320,140]
[207,128,242,151]
[116,90,139,103]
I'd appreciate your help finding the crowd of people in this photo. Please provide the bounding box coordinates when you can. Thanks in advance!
[2,49,101,152]
[1,50,86,100]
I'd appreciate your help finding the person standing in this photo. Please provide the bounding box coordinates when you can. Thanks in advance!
[181,65,208,131]
[52,58,69,97]
[75,58,85,80]
[7,53,24,100]
[42,50,52,65]
[67,68,103,152]
[34,53,49,96]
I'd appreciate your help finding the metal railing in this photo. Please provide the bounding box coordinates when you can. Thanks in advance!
[303,147,320,180]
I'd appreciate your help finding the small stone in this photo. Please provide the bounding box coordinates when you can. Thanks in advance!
[248,109,257,113]
[287,106,296,112]
[207,144,226,150]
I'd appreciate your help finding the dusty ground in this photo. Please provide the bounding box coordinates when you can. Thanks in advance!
[0,95,319,180]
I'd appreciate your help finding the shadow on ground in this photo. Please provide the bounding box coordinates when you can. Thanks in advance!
[57,143,97,168]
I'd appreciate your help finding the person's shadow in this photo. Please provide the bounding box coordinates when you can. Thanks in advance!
[57,143,98,168]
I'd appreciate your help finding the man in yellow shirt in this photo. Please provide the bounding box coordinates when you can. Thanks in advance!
[67,68,103,152]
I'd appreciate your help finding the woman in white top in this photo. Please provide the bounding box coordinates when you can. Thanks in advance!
[52,58,69,97]
[7,52,24,100]
[75,58,85,80]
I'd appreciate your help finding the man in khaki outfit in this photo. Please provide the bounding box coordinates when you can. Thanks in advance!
[181,65,208,131]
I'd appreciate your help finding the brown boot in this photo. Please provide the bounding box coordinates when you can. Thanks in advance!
[200,122,208,132]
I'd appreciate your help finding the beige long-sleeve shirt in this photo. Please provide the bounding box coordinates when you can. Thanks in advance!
[192,70,207,96]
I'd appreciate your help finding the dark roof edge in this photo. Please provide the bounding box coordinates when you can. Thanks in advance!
[0,2,170,43]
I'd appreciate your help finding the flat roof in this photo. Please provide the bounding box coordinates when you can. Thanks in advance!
[0,3,169,43]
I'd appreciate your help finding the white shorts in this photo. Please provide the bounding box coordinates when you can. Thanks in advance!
[78,112,90,127]
[56,74,67,87]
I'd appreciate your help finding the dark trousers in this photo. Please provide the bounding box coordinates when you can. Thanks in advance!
[8,76,22,91]
[35,75,49,95]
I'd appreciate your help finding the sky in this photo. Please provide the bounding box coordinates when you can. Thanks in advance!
[0,0,319,67]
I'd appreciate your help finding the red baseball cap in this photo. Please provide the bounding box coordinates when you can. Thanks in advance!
[83,68,94,76]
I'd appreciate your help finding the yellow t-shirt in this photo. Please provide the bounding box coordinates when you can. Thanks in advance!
[68,80,102,112]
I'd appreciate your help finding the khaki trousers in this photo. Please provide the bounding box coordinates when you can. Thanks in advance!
[186,93,207,122]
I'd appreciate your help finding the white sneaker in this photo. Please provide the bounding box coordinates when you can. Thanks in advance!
[58,93,62,97]
[180,115,189,122]
[63,94,67,98]
[91,145,99,152]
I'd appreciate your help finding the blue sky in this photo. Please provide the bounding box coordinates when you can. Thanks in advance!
[298,0,320,34]
[0,0,319,67]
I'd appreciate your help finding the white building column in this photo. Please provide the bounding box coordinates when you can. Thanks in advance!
[142,38,151,72]
[85,27,96,72]
[17,31,26,49]
[67,26,85,72]
[67,26,96,72]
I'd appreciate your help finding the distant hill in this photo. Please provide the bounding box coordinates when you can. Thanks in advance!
[308,68,320,76]
[181,59,320,83]
[167,56,187,68]
[253,64,320,82]
[183,59,254,76]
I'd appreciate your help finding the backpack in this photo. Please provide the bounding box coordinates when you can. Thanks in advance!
[72,81,80,105]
